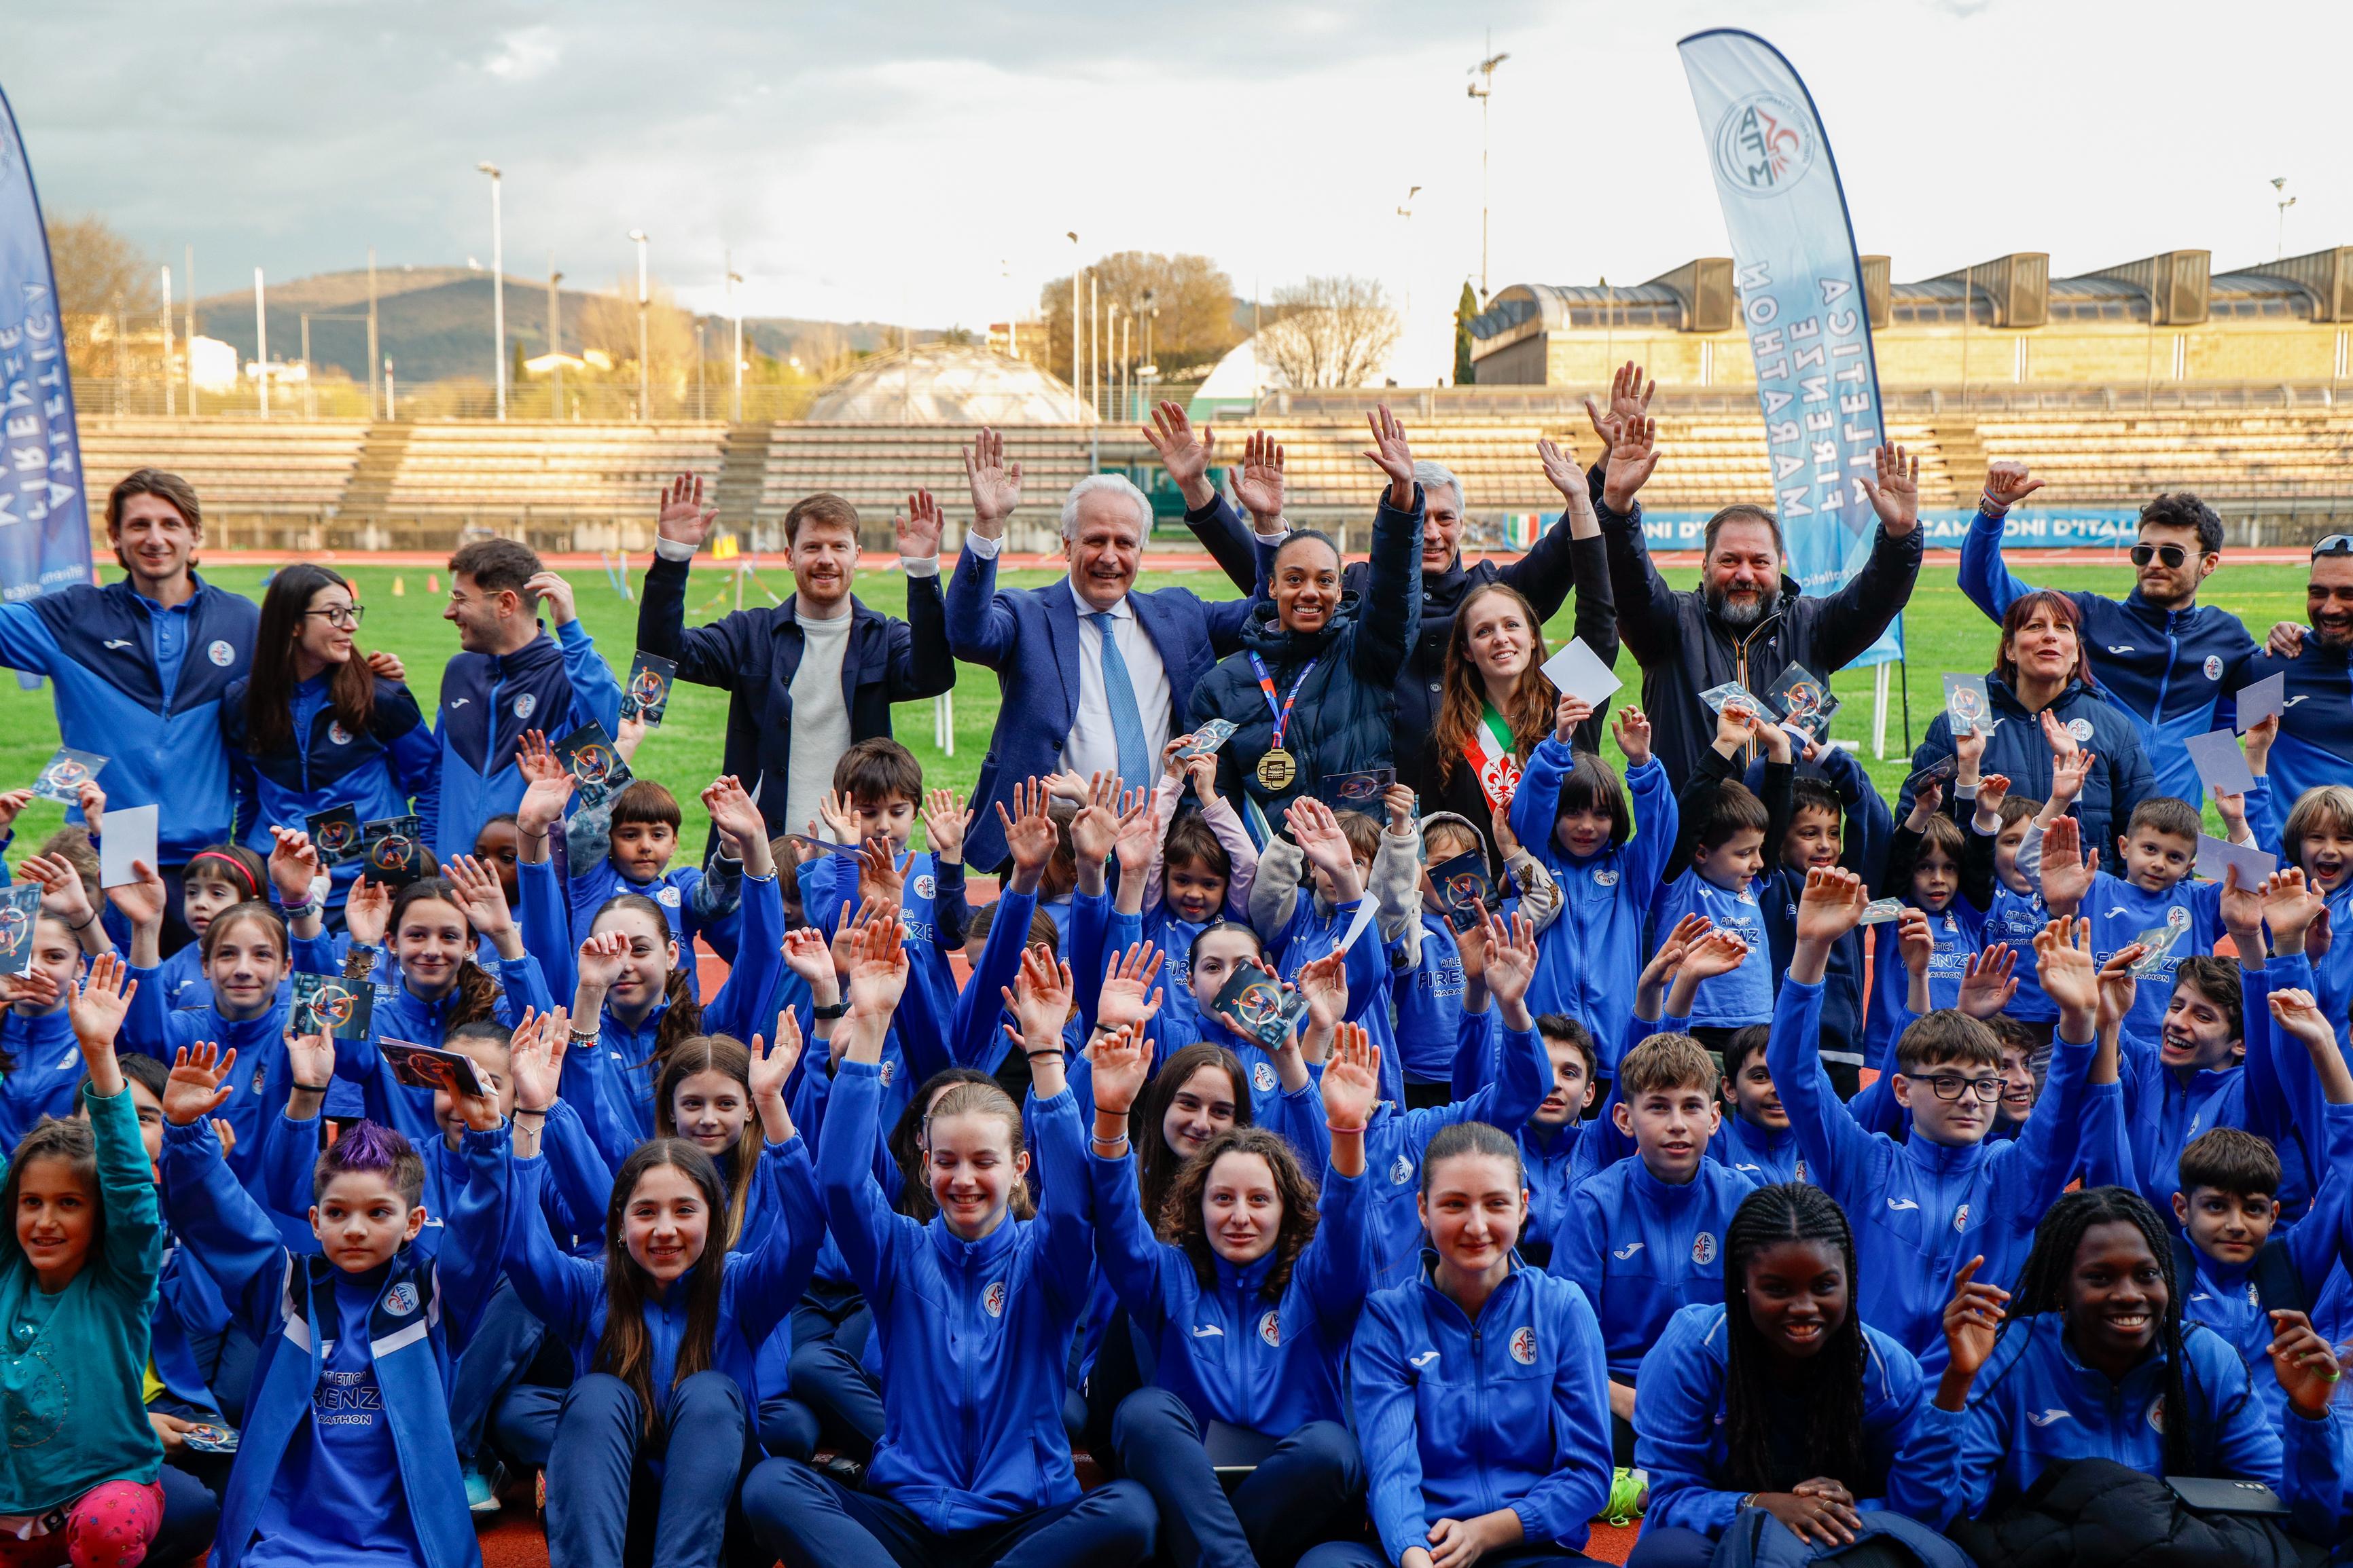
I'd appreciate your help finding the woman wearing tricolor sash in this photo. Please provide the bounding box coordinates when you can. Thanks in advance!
[1408,439,1618,879]
[1189,406,1426,823]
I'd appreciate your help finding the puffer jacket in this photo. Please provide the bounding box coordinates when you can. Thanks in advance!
[1188,484,1423,820]
[1897,674,2155,864]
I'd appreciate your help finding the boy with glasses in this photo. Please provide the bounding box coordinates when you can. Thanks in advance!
[1767,867,2102,1364]
[1958,462,2255,806]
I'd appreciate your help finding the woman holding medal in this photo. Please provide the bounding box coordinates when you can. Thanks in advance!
[1188,405,1426,820]
[1409,437,1615,877]
[221,564,439,928]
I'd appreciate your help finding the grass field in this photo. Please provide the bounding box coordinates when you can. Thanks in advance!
[0,555,2303,856]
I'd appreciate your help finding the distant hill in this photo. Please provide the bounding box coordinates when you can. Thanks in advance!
[190,267,935,384]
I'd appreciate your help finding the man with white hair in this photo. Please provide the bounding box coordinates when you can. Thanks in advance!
[1146,401,1615,742]
[946,426,1263,870]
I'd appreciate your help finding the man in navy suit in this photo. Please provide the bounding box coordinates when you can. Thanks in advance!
[637,473,955,860]
[946,426,1261,871]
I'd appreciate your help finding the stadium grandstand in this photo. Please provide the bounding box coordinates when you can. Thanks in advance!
[73,240,2353,556]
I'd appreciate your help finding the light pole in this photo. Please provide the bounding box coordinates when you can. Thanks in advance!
[478,162,505,419]
[2273,177,2297,261]
[1066,231,1082,422]
[1397,184,1422,356]
[253,267,269,419]
[628,229,650,420]
[1140,288,1157,385]
[547,263,564,420]
[1467,42,1508,302]
[727,254,744,422]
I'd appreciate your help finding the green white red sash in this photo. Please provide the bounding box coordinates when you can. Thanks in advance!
[1467,705,1521,812]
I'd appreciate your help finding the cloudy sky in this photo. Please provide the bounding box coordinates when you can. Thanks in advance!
[8,0,2348,380]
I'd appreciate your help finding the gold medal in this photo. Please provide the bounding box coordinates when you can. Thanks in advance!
[1255,748,1297,790]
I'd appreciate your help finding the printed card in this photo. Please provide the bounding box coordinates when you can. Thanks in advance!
[29,747,105,805]
[2183,729,2256,798]
[1210,966,1309,1052]
[1429,850,1502,933]
[552,721,634,807]
[361,814,425,887]
[1903,754,1958,798]
[1855,898,1905,927]
[100,805,158,890]
[380,1038,487,1098]
[1764,661,1840,740]
[1174,719,1238,761]
[2194,834,2277,889]
[619,651,677,727]
[1942,674,1991,737]
[1698,681,1763,721]
[1317,768,1395,812]
[2233,672,2286,733]
[306,803,364,866]
[1538,637,1623,710]
[291,970,374,1042]
[2127,908,2192,977]
[0,883,39,979]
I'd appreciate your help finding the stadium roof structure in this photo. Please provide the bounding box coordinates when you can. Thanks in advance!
[805,342,1090,424]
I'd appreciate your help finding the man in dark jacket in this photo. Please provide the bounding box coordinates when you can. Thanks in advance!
[1594,409,1925,786]
[638,475,954,858]
[1147,401,1618,744]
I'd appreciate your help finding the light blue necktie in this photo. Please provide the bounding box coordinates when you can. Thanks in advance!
[1088,609,1152,790]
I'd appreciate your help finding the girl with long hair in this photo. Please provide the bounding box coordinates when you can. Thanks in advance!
[1304,1120,1611,1568]
[220,564,437,922]
[148,841,270,1013]
[740,917,1157,1568]
[495,1017,821,1568]
[1629,1184,1970,1567]
[1888,1186,2350,1549]
[1089,1022,1380,1568]
[1132,1041,1253,1229]
[520,768,783,1171]
[654,1034,766,1254]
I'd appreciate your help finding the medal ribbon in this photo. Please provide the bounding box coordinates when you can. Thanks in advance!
[1246,654,1318,752]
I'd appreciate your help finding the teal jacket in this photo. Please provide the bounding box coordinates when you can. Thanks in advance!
[0,1082,165,1512]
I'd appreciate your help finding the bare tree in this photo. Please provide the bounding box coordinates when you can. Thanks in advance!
[1255,275,1401,389]
[48,215,160,384]
[1039,251,1240,381]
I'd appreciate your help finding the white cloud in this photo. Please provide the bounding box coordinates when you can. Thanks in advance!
[482,25,561,82]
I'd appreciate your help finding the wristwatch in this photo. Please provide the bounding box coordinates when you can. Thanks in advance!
[811,1000,850,1021]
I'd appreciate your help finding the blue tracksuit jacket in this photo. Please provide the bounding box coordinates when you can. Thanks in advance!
[1363,1019,1551,1288]
[221,671,439,907]
[1090,1148,1371,1438]
[1770,977,2097,1360]
[0,1006,86,1144]
[1897,676,2155,870]
[2242,635,2353,808]
[0,572,259,860]
[1861,902,1979,1072]
[1392,913,1467,1085]
[1958,509,2257,805]
[428,621,619,860]
[1511,742,1677,1049]
[1749,744,1892,1069]
[819,1057,1098,1531]
[2077,868,2224,1048]
[1350,1258,1613,1560]
[1713,1112,1808,1187]
[1651,871,1774,1029]
[1551,1156,1760,1379]
[1636,1302,1924,1538]
[1885,1313,2349,1542]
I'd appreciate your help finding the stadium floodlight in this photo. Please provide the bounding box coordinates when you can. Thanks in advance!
[1467,43,1508,300]
[629,230,651,419]
[478,163,505,420]
[2273,177,2297,261]
[728,255,745,422]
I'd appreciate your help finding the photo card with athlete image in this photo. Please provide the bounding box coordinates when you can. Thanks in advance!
[361,814,425,887]
[1763,661,1840,741]
[306,803,365,866]
[1210,965,1310,1052]
[1429,850,1515,932]
[291,970,374,1042]
[29,747,105,805]
[619,651,677,727]
[552,720,634,807]
[1173,720,1238,762]
[380,1038,487,1098]
[1942,674,1991,737]
[1317,767,1395,812]
[0,883,40,979]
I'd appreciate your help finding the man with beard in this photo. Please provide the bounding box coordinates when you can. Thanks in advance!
[1589,380,1924,786]
[1149,400,1620,748]
[1958,467,2255,806]
[2237,535,2353,803]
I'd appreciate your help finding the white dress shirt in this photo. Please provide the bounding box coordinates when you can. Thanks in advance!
[1059,578,1172,782]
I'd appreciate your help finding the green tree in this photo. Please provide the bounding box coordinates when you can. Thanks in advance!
[1454,281,1479,386]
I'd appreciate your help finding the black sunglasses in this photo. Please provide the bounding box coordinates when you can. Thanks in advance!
[2313,535,2353,560]
[2129,543,2187,569]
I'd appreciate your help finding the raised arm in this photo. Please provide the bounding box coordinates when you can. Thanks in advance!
[1348,404,1426,689]
[1767,869,1882,1205]
[1808,444,1925,672]
[1954,462,2050,624]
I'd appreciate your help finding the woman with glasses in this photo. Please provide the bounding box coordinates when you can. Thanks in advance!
[221,564,439,926]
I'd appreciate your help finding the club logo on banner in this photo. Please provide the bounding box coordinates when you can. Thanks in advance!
[0,79,89,608]
[1680,30,1900,670]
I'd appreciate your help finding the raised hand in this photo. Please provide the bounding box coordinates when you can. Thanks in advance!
[1954,720,1987,776]
[781,926,839,997]
[75,779,107,841]
[67,953,136,1085]
[1958,944,2019,1019]
[1096,941,1165,1030]
[266,826,321,907]
[2261,869,2326,953]
[1140,401,1216,504]
[2216,863,2265,949]
[2096,946,2143,1036]
[1321,1022,1381,1132]
[1897,907,1935,978]
[1534,436,1585,503]
[1940,1256,2009,1387]
[1069,771,1124,867]
[1601,412,1659,515]
[1681,927,1753,984]
[1583,360,1654,448]
[18,853,95,932]
[1857,444,1920,536]
[922,787,969,866]
[1640,913,1712,999]
[2032,916,2100,1023]
[515,730,577,837]
[2037,815,2096,913]
[1976,772,2011,820]
[446,854,518,943]
[828,897,896,981]
[962,426,1025,532]
[1295,949,1350,1032]
[1483,910,1538,1015]
[816,786,861,845]
[524,571,578,628]
[283,1024,336,1095]
[2269,1309,2343,1417]
[855,838,911,910]
[1361,403,1416,509]
[1113,789,1160,878]
[896,489,945,560]
[749,1008,804,1108]
[999,777,1059,890]
[507,1006,567,1113]
[1001,944,1075,1053]
[1611,706,1651,766]
[1795,866,1868,946]
[844,911,912,1020]
[1382,783,1417,837]
[655,471,719,548]
[1552,693,1595,744]
[1287,796,1356,881]
[344,877,391,949]
[614,712,649,767]
[2269,987,2336,1053]
[0,788,31,835]
[162,1042,238,1127]
[1084,1020,1153,1116]
[1981,460,2045,512]
[575,930,630,996]
[702,776,771,872]
[1234,430,1286,523]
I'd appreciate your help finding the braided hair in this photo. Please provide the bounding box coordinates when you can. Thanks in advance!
[2002,1186,2197,1476]
[1721,1184,1871,1494]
